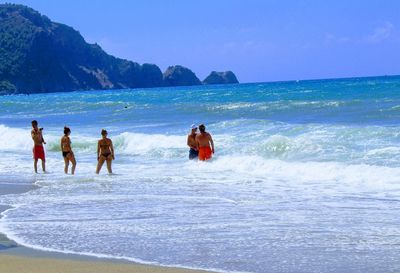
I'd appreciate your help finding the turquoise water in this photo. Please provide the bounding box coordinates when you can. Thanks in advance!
[1,76,400,272]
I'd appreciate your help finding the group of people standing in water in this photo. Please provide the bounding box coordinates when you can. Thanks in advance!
[31,120,115,174]
[31,120,214,174]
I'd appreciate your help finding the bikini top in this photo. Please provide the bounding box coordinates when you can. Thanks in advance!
[99,140,110,149]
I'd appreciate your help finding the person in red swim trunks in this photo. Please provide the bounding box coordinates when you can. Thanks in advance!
[31,120,46,173]
[195,124,214,161]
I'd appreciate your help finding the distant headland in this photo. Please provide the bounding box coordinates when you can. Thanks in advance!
[0,4,239,94]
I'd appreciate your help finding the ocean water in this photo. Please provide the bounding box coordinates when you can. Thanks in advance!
[1,76,400,272]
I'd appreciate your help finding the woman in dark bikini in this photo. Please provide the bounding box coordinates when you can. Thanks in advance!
[96,129,115,174]
[61,126,77,175]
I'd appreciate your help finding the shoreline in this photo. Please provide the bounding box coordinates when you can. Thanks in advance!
[0,177,216,273]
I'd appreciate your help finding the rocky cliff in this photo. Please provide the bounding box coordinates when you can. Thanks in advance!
[0,4,238,94]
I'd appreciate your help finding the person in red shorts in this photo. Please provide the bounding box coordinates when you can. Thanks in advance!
[31,120,46,173]
[195,124,214,161]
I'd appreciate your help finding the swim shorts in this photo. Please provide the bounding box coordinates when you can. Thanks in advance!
[33,145,45,161]
[189,148,199,160]
[198,146,212,161]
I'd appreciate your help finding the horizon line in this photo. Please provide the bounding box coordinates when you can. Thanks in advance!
[242,73,400,85]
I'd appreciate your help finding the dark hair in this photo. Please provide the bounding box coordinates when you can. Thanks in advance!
[64,126,71,135]
[199,124,206,133]
[31,120,38,126]
[101,129,108,136]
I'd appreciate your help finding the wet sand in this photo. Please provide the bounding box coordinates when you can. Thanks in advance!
[0,254,214,273]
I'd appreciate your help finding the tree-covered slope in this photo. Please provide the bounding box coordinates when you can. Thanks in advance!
[0,4,164,93]
[0,4,238,94]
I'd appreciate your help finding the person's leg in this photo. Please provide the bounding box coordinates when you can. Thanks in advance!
[64,157,69,174]
[34,159,38,173]
[70,156,76,175]
[96,156,106,174]
[41,159,46,173]
[106,157,112,174]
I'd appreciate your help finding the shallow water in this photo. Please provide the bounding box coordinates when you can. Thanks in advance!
[1,77,400,272]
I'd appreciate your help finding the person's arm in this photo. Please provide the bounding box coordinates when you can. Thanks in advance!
[110,141,115,160]
[60,137,64,152]
[41,133,46,144]
[187,135,191,148]
[67,137,72,153]
[209,134,214,154]
[97,141,100,161]
[195,135,199,150]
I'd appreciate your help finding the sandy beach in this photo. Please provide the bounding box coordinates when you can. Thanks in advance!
[0,179,215,273]
[0,254,214,273]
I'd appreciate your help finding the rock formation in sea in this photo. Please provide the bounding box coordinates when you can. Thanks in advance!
[163,65,202,86]
[203,71,239,85]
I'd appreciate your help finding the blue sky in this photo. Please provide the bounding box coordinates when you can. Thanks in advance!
[3,0,400,82]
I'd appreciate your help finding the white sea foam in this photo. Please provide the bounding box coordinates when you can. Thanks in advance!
[114,132,185,156]
[0,124,186,156]
[0,124,32,151]
[3,153,400,273]
[0,123,399,165]
[1,117,400,273]
[0,214,242,273]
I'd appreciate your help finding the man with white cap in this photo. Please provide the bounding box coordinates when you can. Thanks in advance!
[187,124,199,160]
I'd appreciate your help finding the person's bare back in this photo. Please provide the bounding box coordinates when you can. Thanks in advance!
[196,132,212,148]
[195,124,214,161]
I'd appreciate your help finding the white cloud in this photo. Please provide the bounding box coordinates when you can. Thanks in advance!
[366,21,395,43]
[324,33,350,44]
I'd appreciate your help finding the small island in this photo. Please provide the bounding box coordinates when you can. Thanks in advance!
[163,65,202,86]
[203,71,239,85]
